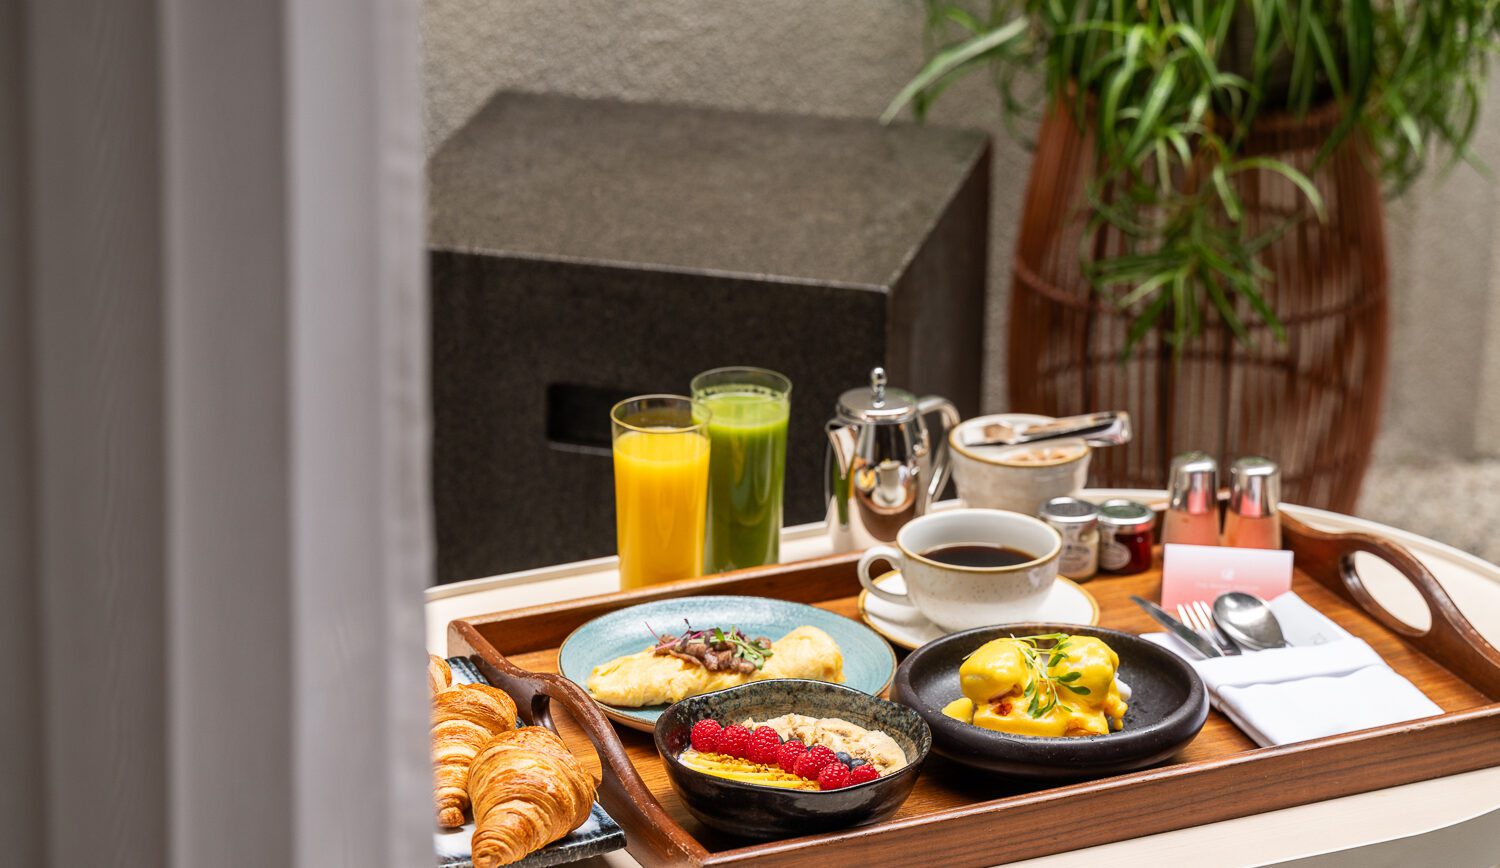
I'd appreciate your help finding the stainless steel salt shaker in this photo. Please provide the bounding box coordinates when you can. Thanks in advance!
[1162,451,1220,547]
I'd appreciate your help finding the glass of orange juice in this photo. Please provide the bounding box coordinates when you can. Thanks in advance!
[611,395,712,589]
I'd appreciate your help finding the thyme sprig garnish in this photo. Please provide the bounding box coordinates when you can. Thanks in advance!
[1008,633,1091,719]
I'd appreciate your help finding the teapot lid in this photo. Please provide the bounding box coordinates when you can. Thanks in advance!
[836,367,918,423]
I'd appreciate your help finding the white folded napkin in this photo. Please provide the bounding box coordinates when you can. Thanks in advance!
[1144,592,1442,747]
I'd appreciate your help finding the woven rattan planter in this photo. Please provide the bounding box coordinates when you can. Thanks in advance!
[1008,102,1388,512]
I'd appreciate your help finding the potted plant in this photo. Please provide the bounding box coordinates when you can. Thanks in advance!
[886,1,1499,510]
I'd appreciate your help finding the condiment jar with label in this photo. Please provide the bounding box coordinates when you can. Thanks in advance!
[1097,499,1155,575]
[1038,496,1099,581]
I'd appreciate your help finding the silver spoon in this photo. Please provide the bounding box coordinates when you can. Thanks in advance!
[1213,592,1289,651]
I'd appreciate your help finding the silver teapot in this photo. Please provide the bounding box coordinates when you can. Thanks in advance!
[825,367,960,551]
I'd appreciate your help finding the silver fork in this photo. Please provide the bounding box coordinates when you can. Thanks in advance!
[1178,600,1241,656]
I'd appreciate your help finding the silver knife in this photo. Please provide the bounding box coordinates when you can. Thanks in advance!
[1130,595,1221,659]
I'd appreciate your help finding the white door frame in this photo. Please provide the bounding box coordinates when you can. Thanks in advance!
[2,0,431,864]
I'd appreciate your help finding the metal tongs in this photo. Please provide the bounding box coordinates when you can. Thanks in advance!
[963,411,1132,449]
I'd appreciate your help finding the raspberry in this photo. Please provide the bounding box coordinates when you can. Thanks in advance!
[747,726,783,765]
[776,740,806,773]
[848,764,879,785]
[689,719,722,754]
[718,724,752,759]
[816,762,851,790]
[794,745,837,780]
[805,745,837,771]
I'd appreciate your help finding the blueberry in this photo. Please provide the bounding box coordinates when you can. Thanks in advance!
[835,751,852,765]
[849,758,867,768]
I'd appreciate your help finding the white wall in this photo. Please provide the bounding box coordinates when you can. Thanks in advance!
[1382,90,1500,460]
[422,0,1500,460]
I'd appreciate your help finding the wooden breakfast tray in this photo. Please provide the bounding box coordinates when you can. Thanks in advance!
[448,514,1500,867]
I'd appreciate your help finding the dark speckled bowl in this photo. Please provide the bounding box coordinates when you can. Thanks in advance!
[893,623,1208,779]
[654,679,931,840]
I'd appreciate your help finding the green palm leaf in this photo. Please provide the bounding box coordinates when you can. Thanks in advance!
[882,16,1031,123]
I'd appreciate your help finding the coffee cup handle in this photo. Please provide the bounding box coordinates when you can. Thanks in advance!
[858,545,910,605]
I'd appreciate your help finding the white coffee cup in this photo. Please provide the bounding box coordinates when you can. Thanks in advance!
[949,413,1091,514]
[857,508,1062,632]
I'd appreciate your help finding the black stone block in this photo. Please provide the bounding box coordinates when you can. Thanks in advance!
[429,92,989,582]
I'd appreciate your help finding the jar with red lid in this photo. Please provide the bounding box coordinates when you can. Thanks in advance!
[1097,499,1155,575]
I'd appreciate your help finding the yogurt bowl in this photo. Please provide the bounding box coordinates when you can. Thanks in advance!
[949,413,1090,514]
[655,680,930,839]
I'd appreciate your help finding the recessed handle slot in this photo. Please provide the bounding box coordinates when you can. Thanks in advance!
[545,382,639,455]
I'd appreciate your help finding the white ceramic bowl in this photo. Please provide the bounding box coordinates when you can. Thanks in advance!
[949,413,1090,515]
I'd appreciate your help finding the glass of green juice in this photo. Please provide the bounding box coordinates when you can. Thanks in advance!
[690,366,791,573]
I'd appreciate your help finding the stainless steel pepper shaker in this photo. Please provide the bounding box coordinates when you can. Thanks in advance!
[1223,456,1282,549]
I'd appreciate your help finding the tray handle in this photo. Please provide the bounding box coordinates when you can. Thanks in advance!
[448,620,709,865]
[1284,512,1500,700]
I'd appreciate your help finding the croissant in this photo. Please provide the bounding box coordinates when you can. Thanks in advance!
[432,683,519,827]
[428,654,454,694]
[468,726,594,868]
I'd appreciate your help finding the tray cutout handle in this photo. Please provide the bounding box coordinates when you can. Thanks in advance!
[448,620,710,865]
[1340,550,1432,637]
[454,642,556,729]
[1285,513,1500,701]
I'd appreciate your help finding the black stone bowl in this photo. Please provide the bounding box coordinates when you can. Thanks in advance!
[654,679,931,840]
[893,623,1208,779]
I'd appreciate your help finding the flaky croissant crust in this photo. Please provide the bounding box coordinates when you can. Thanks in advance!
[431,683,519,828]
[428,654,454,695]
[468,726,595,868]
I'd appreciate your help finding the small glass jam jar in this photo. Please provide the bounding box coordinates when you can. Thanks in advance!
[1097,499,1155,575]
[1038,496,1099,581]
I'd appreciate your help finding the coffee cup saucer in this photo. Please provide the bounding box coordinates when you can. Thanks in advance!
[858,571,1100,651]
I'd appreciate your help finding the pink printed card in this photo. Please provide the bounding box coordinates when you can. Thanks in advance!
[1159,543,1294,611]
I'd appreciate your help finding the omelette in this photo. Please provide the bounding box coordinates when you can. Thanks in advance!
[586,625,844,707]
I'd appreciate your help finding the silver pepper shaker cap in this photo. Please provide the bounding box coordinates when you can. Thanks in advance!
[1168,451,1219,514]
[1230,456,1280,518]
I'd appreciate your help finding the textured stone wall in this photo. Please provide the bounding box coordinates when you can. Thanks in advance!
[423,0,1500,460]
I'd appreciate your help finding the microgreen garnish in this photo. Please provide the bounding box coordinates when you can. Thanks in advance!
[1002,633,1094,718]
[650,621,774,670]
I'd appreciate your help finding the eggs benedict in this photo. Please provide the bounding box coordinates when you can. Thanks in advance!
[941,634,1130,737]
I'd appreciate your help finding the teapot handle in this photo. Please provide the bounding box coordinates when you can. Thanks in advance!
[917,396,961,505]
[823,421,856,535]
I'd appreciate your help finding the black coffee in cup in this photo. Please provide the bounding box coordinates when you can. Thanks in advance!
[921,543,1035,568]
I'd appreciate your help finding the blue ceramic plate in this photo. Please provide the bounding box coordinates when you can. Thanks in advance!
[435,657,626,868]
[557,595,897,732]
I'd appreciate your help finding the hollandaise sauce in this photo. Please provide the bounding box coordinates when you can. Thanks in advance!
[942,634,1129,737]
